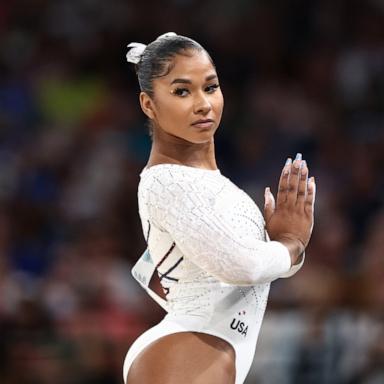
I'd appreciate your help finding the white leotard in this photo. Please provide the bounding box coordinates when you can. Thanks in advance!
[123,164,304,384]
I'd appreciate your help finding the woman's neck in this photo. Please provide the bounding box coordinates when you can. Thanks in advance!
[147,130,218,170]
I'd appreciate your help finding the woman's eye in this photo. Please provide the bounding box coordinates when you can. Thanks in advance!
[173,88,189,97]
[205,84,220,93]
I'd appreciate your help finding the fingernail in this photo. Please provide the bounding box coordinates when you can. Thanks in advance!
[285,158,292,166]
[264,187,269,205]
[295,153,302,161]
[301,160,307,168]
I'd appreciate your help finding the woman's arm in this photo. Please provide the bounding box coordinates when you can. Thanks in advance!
[144,158,315,286]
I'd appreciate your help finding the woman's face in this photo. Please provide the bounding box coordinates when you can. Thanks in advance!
[142,50,224,144]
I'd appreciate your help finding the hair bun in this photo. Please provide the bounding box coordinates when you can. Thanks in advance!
[126,42,147,64]
[156,32,177,40]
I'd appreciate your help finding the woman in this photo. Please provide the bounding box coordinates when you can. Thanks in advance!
[123,32,315,384]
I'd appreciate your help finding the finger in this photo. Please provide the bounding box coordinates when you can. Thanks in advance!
[305,176,316,215]
[264,187,275,222]
[286,153,302,207]
[276,157,292,207]
[296,160,308,208]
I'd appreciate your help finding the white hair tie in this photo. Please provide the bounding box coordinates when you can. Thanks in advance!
[126,42,147,64]
[126,33,177,64]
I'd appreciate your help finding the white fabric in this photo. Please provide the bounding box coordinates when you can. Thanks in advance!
[124,163,305,384]
[126,42,146,64]
[126,33,177,64]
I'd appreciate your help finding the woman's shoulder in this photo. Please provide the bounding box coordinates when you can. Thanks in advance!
[140,163,221,183]
[138,163,224,198]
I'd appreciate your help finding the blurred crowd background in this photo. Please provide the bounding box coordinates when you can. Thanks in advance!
[0,0,383,383]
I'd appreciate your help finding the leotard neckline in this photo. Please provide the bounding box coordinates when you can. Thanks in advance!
[141,163,221,175]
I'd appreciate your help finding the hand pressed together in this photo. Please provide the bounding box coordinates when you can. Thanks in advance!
[264,154,316,265]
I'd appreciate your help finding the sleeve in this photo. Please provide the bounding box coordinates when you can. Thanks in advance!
[280,252,305,278]
[145,171,297,286]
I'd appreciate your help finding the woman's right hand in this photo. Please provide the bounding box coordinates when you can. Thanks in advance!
[264,154,316,265]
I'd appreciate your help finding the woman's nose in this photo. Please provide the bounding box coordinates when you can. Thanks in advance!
[193,93,212,115]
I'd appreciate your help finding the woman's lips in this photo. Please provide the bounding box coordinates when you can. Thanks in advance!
[191,119,214,129]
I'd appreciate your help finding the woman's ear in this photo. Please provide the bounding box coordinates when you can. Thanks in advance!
[139,92,156,120]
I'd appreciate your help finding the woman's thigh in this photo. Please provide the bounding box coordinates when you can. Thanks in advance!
[126,332,236,384]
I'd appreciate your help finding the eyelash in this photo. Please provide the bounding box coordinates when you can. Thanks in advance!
[172,83,220,97]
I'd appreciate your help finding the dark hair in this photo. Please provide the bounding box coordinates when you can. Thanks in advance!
[132,33,214,98]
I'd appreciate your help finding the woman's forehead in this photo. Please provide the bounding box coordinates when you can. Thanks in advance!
[163,51,217,82]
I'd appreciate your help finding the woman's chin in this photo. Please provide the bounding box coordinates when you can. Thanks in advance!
[188,129,217,144]
[188,135,215,145]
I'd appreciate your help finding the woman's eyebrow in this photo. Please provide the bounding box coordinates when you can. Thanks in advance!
[205,74,218,81]
[170,74,218,85]
[171,78,191,85]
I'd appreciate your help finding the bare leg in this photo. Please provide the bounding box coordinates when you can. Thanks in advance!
[126,332,236,384]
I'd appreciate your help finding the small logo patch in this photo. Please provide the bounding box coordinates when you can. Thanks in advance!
[230,318,248,337]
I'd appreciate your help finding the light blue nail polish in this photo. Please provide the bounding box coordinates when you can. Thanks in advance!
[295,153,302,161]
[285,158,292,165]
[301,160,307,168]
